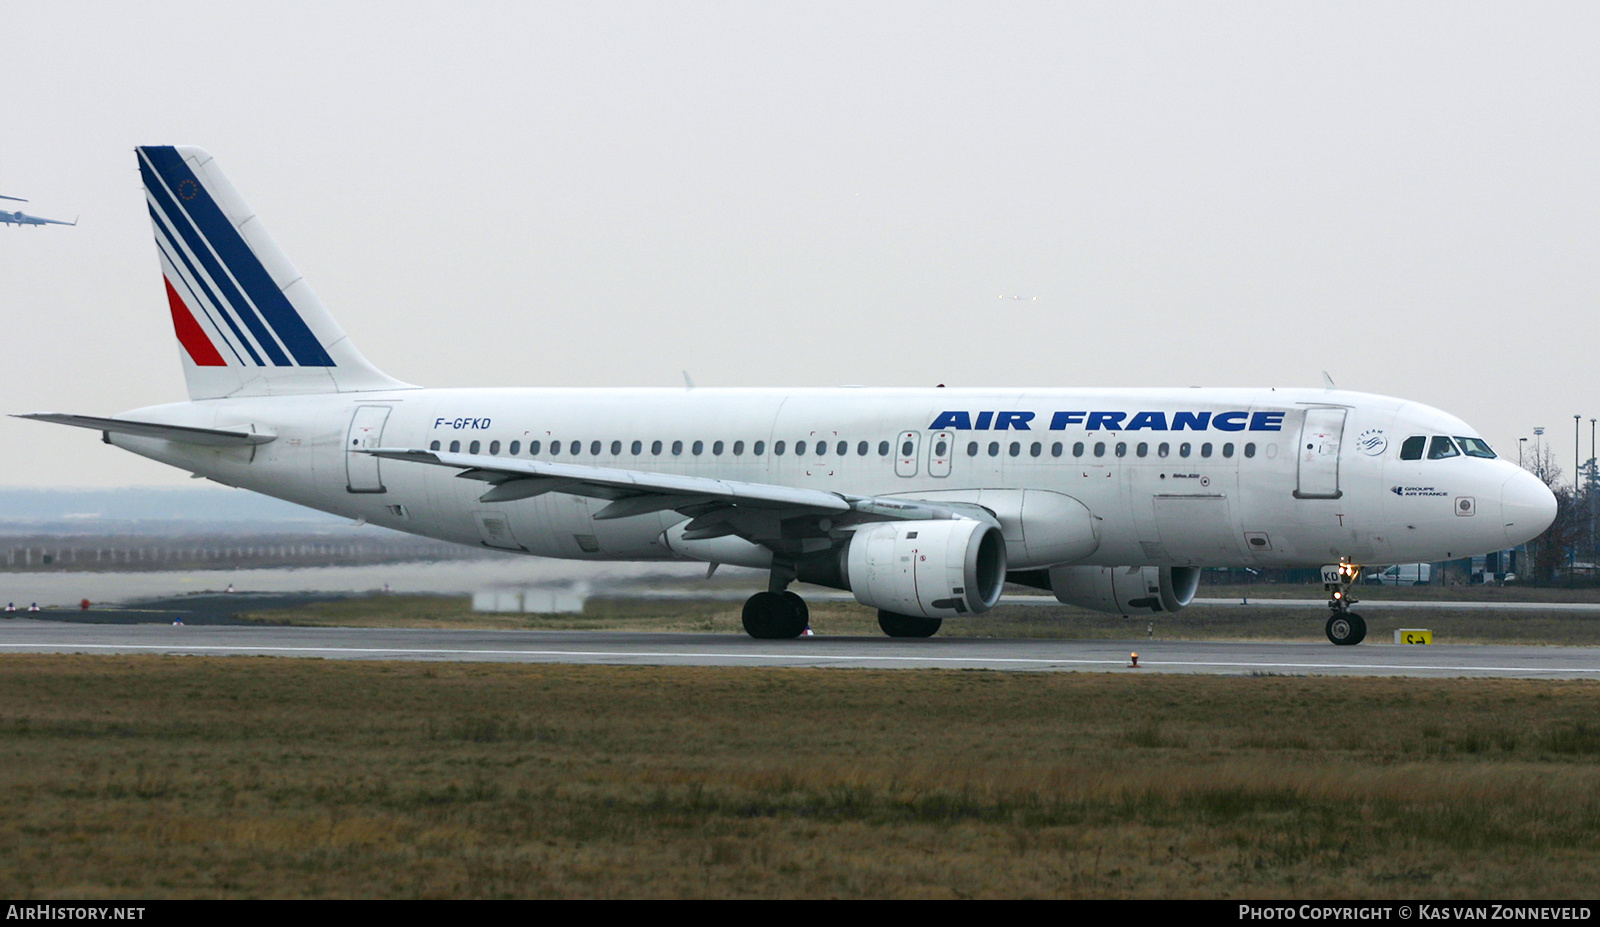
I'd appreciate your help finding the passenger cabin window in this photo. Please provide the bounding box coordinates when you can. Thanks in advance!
[878,441,890,456]
[488,441,500,455]
[529,440,542,455]
[509,441,520,455]
[632,440,642,455]
[1400,436,1425,460]
[691,440,703,455]
[611,440,622,455]
[590,441,602,456]
[469,440,481,454]
[733,441,745,455]
[754,441,766,455]
[1428,436,1460,459]
[449,440,461,453]
[429,440,441,451]
[967,442,979,457]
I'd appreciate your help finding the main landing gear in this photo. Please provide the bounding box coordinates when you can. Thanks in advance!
[741,590,809,640]
[1323,561,1367,646]
[877,611,942,638]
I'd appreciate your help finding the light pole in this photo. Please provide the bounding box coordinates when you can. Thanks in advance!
[1520,437,1528,468]
[1535,427,1546,481]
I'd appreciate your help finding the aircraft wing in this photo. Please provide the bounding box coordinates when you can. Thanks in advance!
[14,413,276,447]
[365,447,992,544]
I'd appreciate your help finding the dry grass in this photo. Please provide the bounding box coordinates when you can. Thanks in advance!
[2,655,1599,898]
[236,592,1600,647]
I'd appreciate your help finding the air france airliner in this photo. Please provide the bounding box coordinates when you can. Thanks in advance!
[18,147,1558,644]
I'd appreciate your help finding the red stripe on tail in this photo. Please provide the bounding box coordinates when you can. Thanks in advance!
[164,277,227,366]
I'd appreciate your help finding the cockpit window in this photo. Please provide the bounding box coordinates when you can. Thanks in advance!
[1427,436,1460,459]
[1454,437,1496,459]
[1400,436,1425,460]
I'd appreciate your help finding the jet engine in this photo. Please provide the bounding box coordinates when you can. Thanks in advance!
[1046,564,1200,615]
[845,519,1007,618]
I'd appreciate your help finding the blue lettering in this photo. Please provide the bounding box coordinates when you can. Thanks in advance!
[1250,411,1285,432]
[1049,411,1086,430]
[434,418,446,428]
[975,411,995,430]
[1171,411,1211,431]
[929,410,971,430]
[1126,411,1168,431]
[994,411,1034,431]
[1086,411,1126,431]
[1213,411,1248,432]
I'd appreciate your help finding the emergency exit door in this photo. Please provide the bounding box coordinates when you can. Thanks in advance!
[1294,407,1347,499]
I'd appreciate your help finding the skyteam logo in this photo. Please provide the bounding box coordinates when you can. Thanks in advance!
[927,410,1287,432]
[139,146,334,369]
[1357,429,1388,456]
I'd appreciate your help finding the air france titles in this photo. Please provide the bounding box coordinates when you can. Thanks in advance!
[928,410,1286,432]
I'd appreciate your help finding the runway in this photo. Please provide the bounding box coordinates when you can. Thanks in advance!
[3,619,1598,679]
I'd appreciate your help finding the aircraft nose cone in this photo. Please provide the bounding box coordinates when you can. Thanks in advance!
[1501,470,1558,547]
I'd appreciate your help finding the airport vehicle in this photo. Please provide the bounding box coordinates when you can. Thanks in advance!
[1368,563,1433,586]
[17,147,1559,644]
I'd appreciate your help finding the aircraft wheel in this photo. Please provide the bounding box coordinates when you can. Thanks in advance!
[878,610,942,638]
[782,590,809,628]
[1326,612,1367,646]
[742,592,807,639]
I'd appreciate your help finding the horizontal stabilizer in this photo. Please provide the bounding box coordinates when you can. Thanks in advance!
[14,413,276,447]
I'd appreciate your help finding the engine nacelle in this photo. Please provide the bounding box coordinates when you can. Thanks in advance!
[1046,564,1200,615]
[846,519,1007,618]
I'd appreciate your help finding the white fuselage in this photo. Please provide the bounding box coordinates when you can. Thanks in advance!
[107,385,1551,571]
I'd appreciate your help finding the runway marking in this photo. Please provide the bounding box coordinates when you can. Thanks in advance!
[3,641,1599,675]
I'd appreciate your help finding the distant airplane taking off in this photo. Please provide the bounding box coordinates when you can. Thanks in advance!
[0,207,76,227]
[17,147,1560,645]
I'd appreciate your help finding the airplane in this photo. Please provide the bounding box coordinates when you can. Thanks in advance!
[16,146,1559,645]
[1,194,76,227]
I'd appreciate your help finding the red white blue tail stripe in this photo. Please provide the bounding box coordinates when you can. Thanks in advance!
[139,146,334,368]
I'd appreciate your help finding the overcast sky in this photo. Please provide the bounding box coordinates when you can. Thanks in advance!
[4,1,1597,489]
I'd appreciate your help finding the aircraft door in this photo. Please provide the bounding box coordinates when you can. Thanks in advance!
[928,431,953,478]
[1294,408,1347,499]
[895,431,920,478]
[345,406,392,494]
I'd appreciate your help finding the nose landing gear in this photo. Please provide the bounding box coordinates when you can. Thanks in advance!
[1323,561,1367,646]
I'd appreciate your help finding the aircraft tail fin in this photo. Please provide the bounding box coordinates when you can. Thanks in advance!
[137,146,415,400]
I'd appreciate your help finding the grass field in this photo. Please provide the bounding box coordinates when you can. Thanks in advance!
[233,587,1600,647]
[3,652,1599,898]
